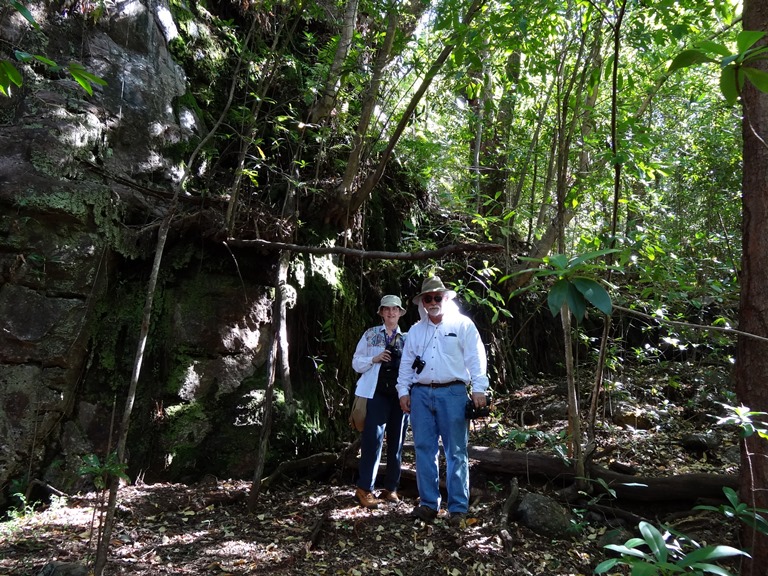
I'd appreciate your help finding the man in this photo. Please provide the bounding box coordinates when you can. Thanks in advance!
[397,276,489,525]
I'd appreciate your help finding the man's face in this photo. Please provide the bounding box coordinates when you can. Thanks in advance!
[421,292,444,317]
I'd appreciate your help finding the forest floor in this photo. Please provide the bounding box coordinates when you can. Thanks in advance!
[0,362,747,576]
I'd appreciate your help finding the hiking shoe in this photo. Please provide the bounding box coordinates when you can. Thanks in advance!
[447,512,467,528]
[379,490,400,503]
[356,488,380,509]
[411,505,438,523]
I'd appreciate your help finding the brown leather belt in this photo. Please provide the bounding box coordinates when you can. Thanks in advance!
[414,380,465,388]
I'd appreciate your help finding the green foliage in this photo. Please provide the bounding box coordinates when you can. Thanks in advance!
[501,427,569,462]
[594,520,748,575]
[511,250,619,322]
[716,404,768,440]
[0,59,23,96]
[1,2,107,97]
[6,52,107,97]
[66,61,108,96]
[694,487,768,537]
[79,452,130,490]
[669,31,768,105]
[5,492,36,521]
[453,263,513,324]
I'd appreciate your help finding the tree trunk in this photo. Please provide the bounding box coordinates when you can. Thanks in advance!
[276,252,294,409]
[248,276,281,509]
[93,196,178,576]
[736,1,768,573]
[336,7,399,200]
[561,305,585,490]
[309,0,360,125]
[336,0,486,227]
[466,446,738,502]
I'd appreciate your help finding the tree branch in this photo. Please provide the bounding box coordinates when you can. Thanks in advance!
[225,238,504,260]
[614,305,768,343]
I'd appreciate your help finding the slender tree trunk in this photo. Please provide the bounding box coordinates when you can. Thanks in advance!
[93,196,178,576]
[92,30,247,566]
[588,2,623,444]
[276,251,293,408]
[309,0,360,125]
[736,1,768,573]
[336,7,399,198]
[341,0,486,226]
[248,253,288,508]
[561,304,585,490]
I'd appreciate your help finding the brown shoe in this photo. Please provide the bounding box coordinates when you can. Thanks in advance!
[356,487,380,509]
[379,489,400,503]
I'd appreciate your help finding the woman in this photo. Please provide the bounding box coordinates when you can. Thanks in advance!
[351,294,409,509]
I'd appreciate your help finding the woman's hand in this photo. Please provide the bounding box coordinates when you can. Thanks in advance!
[374,349,392,363]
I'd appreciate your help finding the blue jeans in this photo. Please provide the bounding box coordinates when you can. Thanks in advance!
[410,384,469,513]
[357,390,409,492]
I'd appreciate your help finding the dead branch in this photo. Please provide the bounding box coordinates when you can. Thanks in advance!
[260,452,340,490]
[467,445,738,502]
[225,238,504,260]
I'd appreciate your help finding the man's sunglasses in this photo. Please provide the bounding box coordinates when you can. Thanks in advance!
[422,295,443,303]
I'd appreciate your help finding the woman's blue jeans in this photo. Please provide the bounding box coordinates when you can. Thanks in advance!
[410,384,469,513]
[357,390,408,492]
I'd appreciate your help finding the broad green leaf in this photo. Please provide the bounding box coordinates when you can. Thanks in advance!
[743,67,768,94]
[678,545,749,567]
[638,521,668,563]
[11,0,41,30]
[0,61,22,87]
[568,248,619,269]
[68,62,107,95]
[33,55,58,68]
[546,253,569,271]
[593,558,620,574]
[630,562,661,576]
[566,282,586,322]
[69,62,107,86]
[668,49,716,73]
[697,40,732,58]
[572,277,612,316]
[743,46,768,65]
[547,279,569,317]
[719,67,739,105]
[70,69,94,95]
[736,30,765,55]
[688,564,737,576]
[603,544,650,559]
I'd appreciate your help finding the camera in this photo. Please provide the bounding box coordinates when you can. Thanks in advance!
[382,344,401,368]
[465,394,492,420]
[412,355,426,374]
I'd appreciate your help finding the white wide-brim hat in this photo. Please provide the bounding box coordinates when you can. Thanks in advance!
[412,276,457,304]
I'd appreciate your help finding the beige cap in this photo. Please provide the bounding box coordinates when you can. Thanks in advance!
[379,294,406,312]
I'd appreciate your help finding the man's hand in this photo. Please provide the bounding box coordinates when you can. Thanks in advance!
[399,394,411,414]
[472,391,486,408]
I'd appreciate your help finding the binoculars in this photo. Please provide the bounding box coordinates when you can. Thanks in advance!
[465,394,492,420]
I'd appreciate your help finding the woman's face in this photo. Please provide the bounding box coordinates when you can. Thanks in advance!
[379,306,402,325]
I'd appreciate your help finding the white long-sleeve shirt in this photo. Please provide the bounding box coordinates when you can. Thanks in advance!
[352,324,405,398]
[396,300,489,397]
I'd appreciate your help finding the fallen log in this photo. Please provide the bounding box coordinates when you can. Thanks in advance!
[467,445,738,502]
